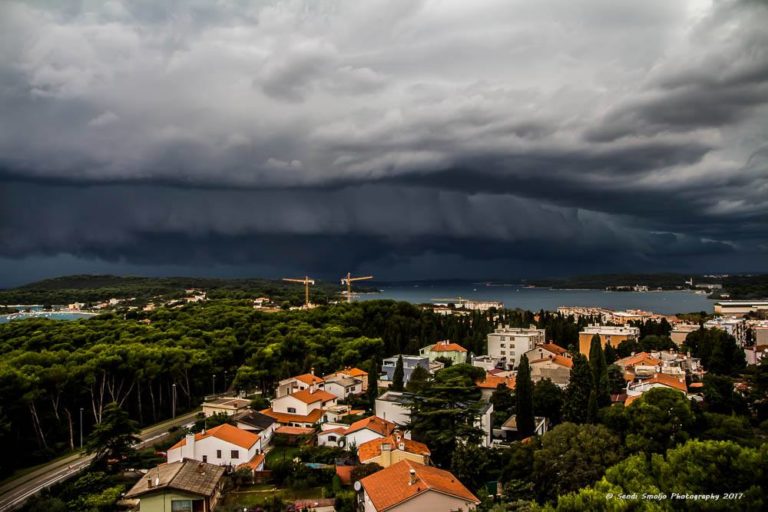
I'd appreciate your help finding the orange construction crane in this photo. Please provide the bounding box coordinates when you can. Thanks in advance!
[341,273,373,303]
[283,276,315,307]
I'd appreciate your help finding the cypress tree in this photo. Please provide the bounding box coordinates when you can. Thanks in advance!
[367,358,379,409]
[516,355,535,438]
[392,355,405,391]
[589,334,611,407]
[563,353,592,424]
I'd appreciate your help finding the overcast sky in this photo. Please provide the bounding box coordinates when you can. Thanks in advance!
[1,0,767,287]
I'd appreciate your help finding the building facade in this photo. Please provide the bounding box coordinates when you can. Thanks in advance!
[486,326,545,369]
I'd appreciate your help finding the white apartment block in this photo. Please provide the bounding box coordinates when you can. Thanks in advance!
[486,325,545,369]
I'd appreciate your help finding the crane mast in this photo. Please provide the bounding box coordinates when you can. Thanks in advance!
[340,273,373,303]
[282,276,315,307]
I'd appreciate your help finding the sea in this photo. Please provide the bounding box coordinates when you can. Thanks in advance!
[361,283,714,315]
[0,306,97,324]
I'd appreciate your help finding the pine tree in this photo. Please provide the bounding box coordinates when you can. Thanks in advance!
[392,355,405,391]
[516,355,535,438]
[589,335,611,407]
[563,353,592,424]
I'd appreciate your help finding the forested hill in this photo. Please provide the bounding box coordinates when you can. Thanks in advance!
[0,274,376,306]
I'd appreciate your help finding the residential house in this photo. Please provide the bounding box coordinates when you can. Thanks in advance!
[625,373,688,403]
[475,372,516,401]
[477,401,494,448]
[358,460,480,512]
[166,424,262,468]
[487,325,545,369]
[357,431,430,467]
[380,355,430,387]
[317,416,397,449]
[324,374,363,399]
[375,391,415,427]
[276,372,325,398]
[262,387,337,427]
[524,343,569,362]
[201,397,251,418]
[500,415,550,440]
[419,341,468,365]
[579,325,640,357]
[329,367,370,391]
[528,355,572,387]
[125,460,225,512]
[670,324,700,345]
[615,352,663,379]
[232,410,277,446]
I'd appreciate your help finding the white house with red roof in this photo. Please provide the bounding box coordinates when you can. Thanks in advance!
[261,386,337,428]
[524,343,569,362]
[419,340,469,365]
[358,460,479,512]
[276,371,325,398]
[528,354,573,387]
[167,424,263,469]
[625,373,688,405]
[317,415,397,449]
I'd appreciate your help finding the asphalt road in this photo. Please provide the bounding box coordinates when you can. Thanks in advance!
[0,409,200,512]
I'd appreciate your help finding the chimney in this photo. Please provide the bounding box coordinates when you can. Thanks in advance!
[409,468,418,485]
[182,433,196,460]
[146,476,153,488]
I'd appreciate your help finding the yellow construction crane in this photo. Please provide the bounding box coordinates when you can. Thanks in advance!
[341,273,373,303]
[283,276,315,307]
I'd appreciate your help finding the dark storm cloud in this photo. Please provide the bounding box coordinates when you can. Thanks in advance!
[1,0,767,282]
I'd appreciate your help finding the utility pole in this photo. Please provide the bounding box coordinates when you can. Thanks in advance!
[79,407,84,450]
[172,383,177,420]
[212,374,216,396]
[224,370,228,392]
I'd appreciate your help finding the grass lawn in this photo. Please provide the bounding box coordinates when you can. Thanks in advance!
[220,485,326,508]
[265,445,300,467]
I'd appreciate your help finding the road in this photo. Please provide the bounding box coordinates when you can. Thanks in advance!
[0,409,200,512]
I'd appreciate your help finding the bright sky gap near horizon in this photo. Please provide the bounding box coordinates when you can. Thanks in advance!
[1,0,767,286]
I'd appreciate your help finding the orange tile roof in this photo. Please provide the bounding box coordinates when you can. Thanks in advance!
[260,408,324,424]
[476,373,516,390]
[275,426,315,436]
[357,435,431,463]
[616,352,662,369]
[170,424,260,450]
[529,354,573,368]
[336,465,355,485]
[294,373,324,386]
[345,367,368,378]
[290,388,337,404]
[624,394,642,407]
[541,343,568,355]
[361,460,479,511]
[346,416,397,437]
[645,373,688,393]
[431,341,468,353]
[237,452,266,471]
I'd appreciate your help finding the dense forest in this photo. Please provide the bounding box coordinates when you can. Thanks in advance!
[0,275,377,307]
[0,299,591,477]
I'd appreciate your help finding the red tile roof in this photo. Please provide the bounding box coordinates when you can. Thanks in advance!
[346,416,397,437]
[431,341,468,353]
[345,367,368,378]
[357,434,430,463]
[170,424,260,450]
[476,373,516,390]
[290,388,337,404]
[541,343,568,355]
[260,408,324,424]
[645,373,688,393]
[361,460,479,511]
[275,426,315,436]
[294,373,324,386]
[237,452,266,471]
[616,352,662,369]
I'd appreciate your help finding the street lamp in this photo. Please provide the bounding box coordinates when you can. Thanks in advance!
[212,374,216,396]
[172,383,177,420]
[79,407,84,450]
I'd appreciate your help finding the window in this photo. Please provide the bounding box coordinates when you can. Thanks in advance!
[288,407,296,413]
[202,455,207,463]
[328,435,337,442]
[171,500,193,512]
[500,350,506,355]
[216,450,221,459]
[231,450,239,459]
[500,343,505,348]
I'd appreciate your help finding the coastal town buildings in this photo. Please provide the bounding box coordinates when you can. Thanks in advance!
[357,432,431,467]
[166,424,263,469]
[578,325,640,357]
[125,460,225,512]
[486,325,545,369]
[419,340,468,365]
[380,355,430,387]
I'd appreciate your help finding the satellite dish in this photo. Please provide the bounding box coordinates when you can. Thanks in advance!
[338,438,346,448]
[354,481,362,491]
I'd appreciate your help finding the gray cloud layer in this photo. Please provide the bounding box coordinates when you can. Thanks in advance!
[1,0,767,283]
